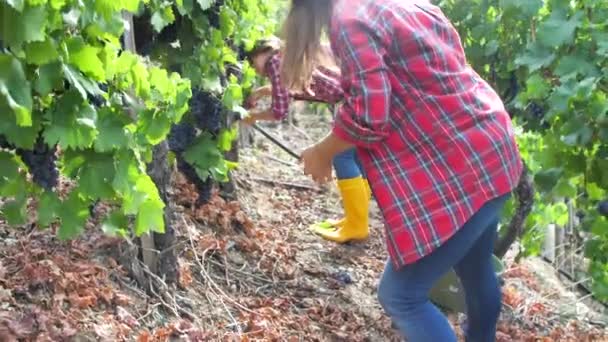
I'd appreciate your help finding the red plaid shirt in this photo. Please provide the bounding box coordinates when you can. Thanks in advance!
[265,53,344,120]
[329,0,523,268]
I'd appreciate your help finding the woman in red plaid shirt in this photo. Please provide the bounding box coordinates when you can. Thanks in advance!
[243,38,373,244]
[281,0,523,341]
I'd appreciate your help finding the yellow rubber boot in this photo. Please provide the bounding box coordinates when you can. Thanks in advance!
[313,177,370,243]
[319,179,371,229]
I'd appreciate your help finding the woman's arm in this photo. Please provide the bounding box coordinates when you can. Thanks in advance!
[330,16,392,148]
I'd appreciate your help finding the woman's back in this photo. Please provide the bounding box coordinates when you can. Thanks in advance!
[329,0,523,265]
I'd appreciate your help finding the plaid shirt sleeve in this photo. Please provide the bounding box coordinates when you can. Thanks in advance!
[330,17,392,148]
[265,54,290,120]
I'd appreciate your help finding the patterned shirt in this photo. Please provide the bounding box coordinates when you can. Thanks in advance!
[265,53,344,120]
[329,0,523,268]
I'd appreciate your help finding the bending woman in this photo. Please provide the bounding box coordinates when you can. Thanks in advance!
[243,38,371,243]
[281,1,523,341]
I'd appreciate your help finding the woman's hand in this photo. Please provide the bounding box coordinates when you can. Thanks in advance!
[300,143,333,184]
[301,132,356,184]
[241,113,258,126]
[246,86,272,108]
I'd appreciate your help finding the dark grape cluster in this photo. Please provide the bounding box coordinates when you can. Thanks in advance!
[87,83,108,107]
[156,15,181,44]
[176,155,213,205]
[15,135,59,191]
[598,200,608,217]
[528,102,545,120]
[225,63,243,82]
[205,0,224,29]
[189,89,223,135]
[167,122,197,153]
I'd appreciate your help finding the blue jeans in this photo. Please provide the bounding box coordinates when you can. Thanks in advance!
[333,148,364,179]
[378,194,509,342]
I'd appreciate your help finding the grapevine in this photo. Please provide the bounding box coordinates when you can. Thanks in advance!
[435,0,608,300]
[0,0,279,242]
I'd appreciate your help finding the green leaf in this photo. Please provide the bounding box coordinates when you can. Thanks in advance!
[37,190,60,227]
[101,210,129,237]
[524,74,550,99]
[35,62,64,96]
[0,54,33,126]
[218,127,237,152]
[76,152,116,199]
[66,37,106,81]
[24,40,59,65]
[43,90,98,149]
[515,41,555,71]
[560,118,593,147]
[135,198,165,235]
[0,152,28,196]
[183,133,225,180]
[1,195,28,225]
[57,191,89,240]
[591,217,608,238]
[555,55,599,80]
[536,9,582,48]
[196,0,213,10]
[534,168,563,193]
[0,3,47,47]
[151,6,175,33]
[94,107,131,152]
[6,0,24,11]
[554,178,577,198]
[62,64,104,99]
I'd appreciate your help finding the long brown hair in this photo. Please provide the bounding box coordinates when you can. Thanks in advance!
[280,0,334,91]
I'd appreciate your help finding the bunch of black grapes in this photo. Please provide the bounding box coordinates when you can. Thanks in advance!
[167,122,213,205]
[205,0,224,29]
[189,89,223,135]
[1,134,59,191]
[167,89,225,205]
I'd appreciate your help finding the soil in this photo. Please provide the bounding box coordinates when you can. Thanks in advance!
[0,104,606,341]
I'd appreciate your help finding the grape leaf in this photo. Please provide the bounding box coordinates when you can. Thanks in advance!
[515,41,555,71]
[35,62,64,96]
[536,9,583,48]
[151,6,175,33]
[0,3,47,47]
[0,55,33,126]
[24,40,59,65]
[37,190,60,227]
[534,168,563,192]
[66,37,106,81]
[555,54,599,80]
[101,210,129,237]
[524,74,550,99]
[62,64,104,100]
[5,0,24,11]
[0,109,42,149]
[43,90,99,149]
[196,0,213,10]
[1,195,28,225]
[94,107,131,152]
[57,191,89,240]
[77,152,116,199]
[135,198,165,235]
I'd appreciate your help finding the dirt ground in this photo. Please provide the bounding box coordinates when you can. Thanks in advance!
[0,105,607,341]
